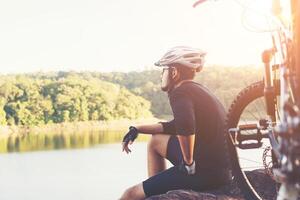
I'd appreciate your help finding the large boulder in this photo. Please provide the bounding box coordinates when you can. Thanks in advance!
[146,169,277,200]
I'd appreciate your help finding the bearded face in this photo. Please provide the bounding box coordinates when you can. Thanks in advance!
[161,67,170,92]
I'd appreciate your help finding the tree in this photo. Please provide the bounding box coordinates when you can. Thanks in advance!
[0,98,6,125]
[0,66,263,125]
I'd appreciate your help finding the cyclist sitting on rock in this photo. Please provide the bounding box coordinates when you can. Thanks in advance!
[120,46,232,200]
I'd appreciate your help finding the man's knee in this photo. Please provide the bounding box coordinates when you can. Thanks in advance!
[147,134,170,158]
[120,187,135,200]
[120,184,145,200]
[148,134,161,151]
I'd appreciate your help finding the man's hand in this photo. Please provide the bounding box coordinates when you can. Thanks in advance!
[122,126,139,154]
[178,160,196,175]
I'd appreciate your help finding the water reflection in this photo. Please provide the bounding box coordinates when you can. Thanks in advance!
[0,143,149,200]
[0,130,149,153]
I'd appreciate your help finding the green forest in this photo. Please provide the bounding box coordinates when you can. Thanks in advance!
[0,66,264,126]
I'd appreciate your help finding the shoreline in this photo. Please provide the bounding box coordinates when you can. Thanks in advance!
[0,117,161,136]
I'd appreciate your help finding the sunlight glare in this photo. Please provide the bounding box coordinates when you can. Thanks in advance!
[237,0,291,32]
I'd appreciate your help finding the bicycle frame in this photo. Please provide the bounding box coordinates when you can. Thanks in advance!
[291,0,300,107]
[271,1,300,199]
[226,1,300,199]
[193,0,300,199]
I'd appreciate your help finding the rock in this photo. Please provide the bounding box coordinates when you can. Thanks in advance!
[245,169,278,200]
[146,169,277,200]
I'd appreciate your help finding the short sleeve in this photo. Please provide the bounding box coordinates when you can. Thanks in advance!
[159,119,176,135]
[170,91,196,135]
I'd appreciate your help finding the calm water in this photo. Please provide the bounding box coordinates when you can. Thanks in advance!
[0,131,266,200]
[0,142,150,200]
[0,131,135,153]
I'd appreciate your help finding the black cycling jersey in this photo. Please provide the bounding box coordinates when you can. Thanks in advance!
[161,81,231,173]
[142,80,232,197]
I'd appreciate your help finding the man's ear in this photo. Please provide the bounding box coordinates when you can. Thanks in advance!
[171,67,179,79]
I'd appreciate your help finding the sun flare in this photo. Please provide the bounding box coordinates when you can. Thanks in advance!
[238,0,291,31]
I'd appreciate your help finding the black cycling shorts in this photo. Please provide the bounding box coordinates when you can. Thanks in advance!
[142,136,230,197]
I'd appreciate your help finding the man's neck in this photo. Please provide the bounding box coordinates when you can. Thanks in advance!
[173,79,194,89]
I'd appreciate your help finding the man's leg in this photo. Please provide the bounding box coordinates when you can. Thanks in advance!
[120,135,185,199]
[147,134,170,177]
[119,183,145,200]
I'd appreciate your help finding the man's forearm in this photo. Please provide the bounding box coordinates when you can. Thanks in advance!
[177,135,195,165]
[135,123,164,135]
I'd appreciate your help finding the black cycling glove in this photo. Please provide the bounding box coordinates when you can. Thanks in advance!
[178,160,196,175]
[122,126,139,144]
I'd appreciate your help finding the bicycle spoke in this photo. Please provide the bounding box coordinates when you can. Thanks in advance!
[258,98,267,117]
[239,157,263,165]
[241,166,265,170]
[244,109,260,121]
[252,100,264,119]
[259,97,266,110]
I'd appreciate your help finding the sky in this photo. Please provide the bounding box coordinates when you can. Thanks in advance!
[0,0,285,74]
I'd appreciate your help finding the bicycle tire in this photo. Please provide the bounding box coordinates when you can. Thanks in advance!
[226,80,280,200]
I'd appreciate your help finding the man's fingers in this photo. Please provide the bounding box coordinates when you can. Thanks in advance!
[122,142,131,154]
[121,140,134,154]
[124,145,132,154]
[122,142,128,152]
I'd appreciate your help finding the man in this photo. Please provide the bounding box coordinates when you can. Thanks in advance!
[120,46,232,200]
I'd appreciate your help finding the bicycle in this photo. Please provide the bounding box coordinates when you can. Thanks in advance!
[193,0,300,199]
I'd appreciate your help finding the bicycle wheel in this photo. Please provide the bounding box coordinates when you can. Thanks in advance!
[226,80,280,200]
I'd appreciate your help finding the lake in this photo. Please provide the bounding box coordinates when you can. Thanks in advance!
[0,142,151,200]
[0,131,267,200]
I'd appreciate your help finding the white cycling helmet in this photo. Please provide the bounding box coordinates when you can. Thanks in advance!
[155,46,206,72]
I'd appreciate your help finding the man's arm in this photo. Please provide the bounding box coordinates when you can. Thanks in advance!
[135,123,164,135]
[177,135,195,165]
[122,120,176,153]
[169,90,196,169]
[135,119,176,135]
